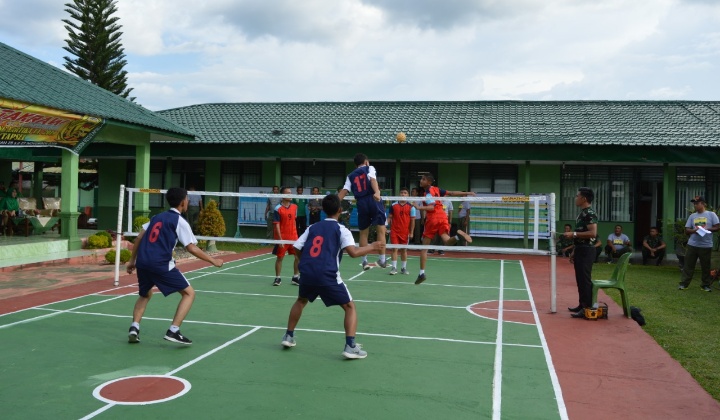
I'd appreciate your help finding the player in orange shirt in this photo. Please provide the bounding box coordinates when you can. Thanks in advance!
[272,187,300,286]
[388,187,416,275]
[415,174,474,284]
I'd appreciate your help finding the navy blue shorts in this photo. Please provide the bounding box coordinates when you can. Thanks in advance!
[355,196,386,231]
[137,267,190,297]
[298,282,353,307]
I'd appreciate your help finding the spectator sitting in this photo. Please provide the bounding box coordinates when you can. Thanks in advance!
[1,188,20,234]
[557,224,574,257]
[605,224,633,263]
[642,226,666,266]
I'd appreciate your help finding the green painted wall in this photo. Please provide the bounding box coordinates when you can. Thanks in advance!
[262,160,277,187]
[205,160,221,206]
[97,159,128,231]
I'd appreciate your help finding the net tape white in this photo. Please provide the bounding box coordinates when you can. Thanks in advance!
[124,187,553,256]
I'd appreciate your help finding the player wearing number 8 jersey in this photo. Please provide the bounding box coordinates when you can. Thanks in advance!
[126,187,223,345]
[281,194,381,359]
[338,153,388,271]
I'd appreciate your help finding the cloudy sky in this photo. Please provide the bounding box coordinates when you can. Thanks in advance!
[1,0,719,110]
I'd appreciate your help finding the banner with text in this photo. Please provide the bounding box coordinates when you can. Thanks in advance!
[0,98,104,154]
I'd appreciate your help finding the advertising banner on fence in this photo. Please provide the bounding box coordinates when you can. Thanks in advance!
[0,97,104,154]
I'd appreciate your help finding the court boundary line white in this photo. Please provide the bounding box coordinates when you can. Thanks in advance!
[492,260,505,420]
[520,260,569,420]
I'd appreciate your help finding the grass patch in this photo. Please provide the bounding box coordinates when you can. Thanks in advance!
[592,262,720,401]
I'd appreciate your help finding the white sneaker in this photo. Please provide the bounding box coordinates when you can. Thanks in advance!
[281,333,296,348]
[342,343,367,359]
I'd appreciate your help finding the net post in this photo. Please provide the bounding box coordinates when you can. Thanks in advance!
[533,197,540,251]
[126,188,134,234]
[549,193,557,313]
[114,185,125,287]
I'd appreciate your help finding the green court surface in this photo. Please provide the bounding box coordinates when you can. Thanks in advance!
[0,254,566,419]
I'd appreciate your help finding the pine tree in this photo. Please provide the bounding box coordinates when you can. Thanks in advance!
[62,0,134,100]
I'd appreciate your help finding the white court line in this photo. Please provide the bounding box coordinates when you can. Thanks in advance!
[34,308,543,349]
[0,292,135,330]
[520,260,569,420]
[80,327,261,420]
[0,254,270,328]
[349,278,527,290]
[492,260,505,420]
[193,289,470,310]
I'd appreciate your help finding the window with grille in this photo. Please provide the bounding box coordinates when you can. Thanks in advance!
[400,163,438,191]
[469,164,518,193]
[221,161,261,209]
[280,161,359,191]
[676,168,720,219]
[561,166,633,221]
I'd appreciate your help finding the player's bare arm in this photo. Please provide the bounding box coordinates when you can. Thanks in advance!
[126,229,146,274]
[371,177,381,201]
[345,241,382,258]
[186,243,223,267]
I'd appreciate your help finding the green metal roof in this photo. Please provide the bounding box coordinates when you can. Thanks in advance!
[0,42,194,140]
[158,101,720,147]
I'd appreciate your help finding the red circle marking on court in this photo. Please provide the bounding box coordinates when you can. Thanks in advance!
[93,375,191,405]
[466,300,536,325]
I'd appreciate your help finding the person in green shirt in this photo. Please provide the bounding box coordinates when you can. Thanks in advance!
[1,188,21,232]
[562,187,598,317]
[293,186,308,235]
[642,226,666,266]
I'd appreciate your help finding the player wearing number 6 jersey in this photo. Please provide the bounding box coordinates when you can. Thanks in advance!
[337,153,388,271]
[126,187,223,345]
[281,194,381,359]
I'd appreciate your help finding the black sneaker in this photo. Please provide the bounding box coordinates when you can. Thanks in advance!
[415,273,427,285]
[291,276,300,286]
[438,250,445,255]
[701,286,712,292]
[273,277,282,286]
[128,326,140,343]
[427,250,435,254]
[164,329,192,345]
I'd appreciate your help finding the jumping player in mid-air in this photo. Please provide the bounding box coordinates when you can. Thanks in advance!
[415,173,474,284]
[338,153,388,270]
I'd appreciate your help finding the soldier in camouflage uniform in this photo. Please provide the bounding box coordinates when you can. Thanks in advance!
[642,226,666,266]
[563,187,598,317]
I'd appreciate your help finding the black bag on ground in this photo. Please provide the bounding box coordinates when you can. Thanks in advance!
[630,306,646,326]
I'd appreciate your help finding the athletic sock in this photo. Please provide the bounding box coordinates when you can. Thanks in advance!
[392,260,397,269]
[346,336,356,348]
[379,255,386,263]
[419,269,425,275]
[169,325,180,333]
[286,330,294,337]
[402,261,407,269]
[131,322,140,330]
[454,235,460,241]
[362,256,368,263]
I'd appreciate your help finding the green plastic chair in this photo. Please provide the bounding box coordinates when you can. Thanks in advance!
[592,252,632,318]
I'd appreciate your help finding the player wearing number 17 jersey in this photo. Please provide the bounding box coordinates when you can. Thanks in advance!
[280,194,380,359]
[337,153,388,270]
[126,187,223,345]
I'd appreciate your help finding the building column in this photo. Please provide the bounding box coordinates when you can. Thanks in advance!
[60,149,81,250]
[32,162,43,204]
[395,159,401,194]
[274,158,281,186]
[164,157,173,189]
[133,143,151,219]
[523,161,531,248]
[663,164,677,254]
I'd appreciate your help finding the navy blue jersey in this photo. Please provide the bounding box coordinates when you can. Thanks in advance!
[136,209,196,272]
[295,219,355,286]
[343,165,377,199]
